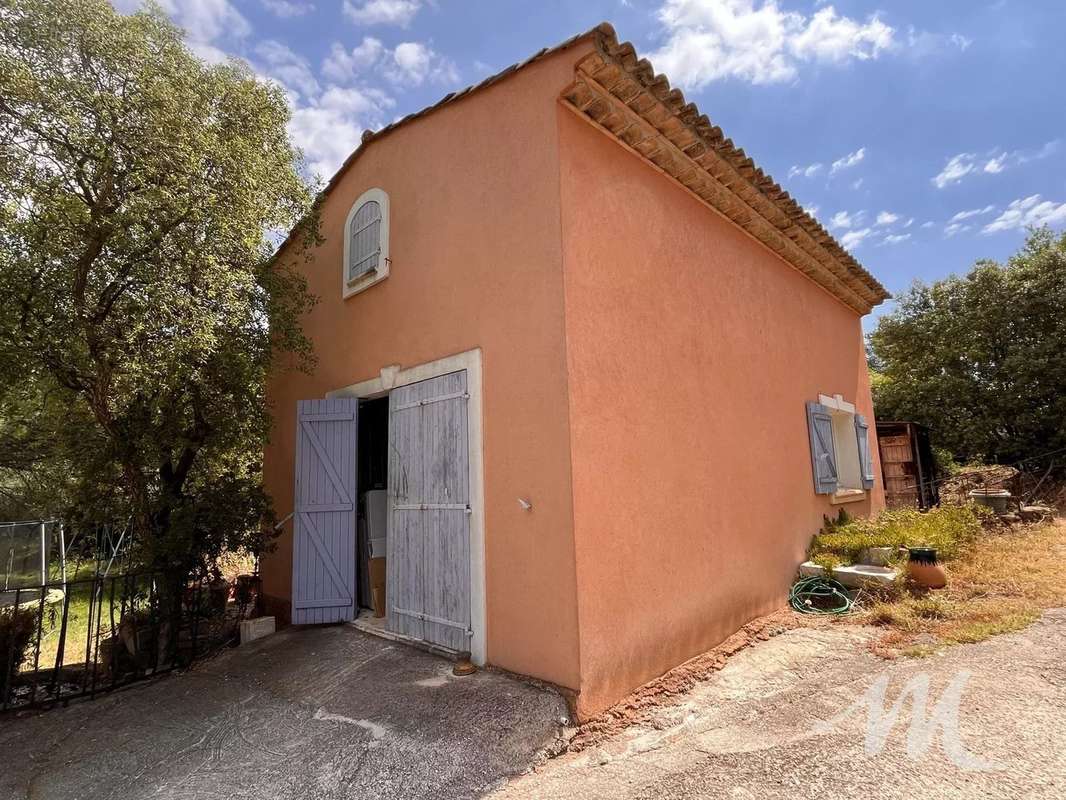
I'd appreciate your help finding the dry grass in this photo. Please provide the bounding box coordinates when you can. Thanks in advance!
[853,517,1066,658]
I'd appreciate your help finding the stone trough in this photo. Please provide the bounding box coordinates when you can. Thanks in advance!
[797,561,898,589]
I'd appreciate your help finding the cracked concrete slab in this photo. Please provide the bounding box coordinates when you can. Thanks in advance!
[0,624,569,800]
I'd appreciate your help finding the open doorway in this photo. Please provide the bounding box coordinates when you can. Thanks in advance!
[356,395,389,614]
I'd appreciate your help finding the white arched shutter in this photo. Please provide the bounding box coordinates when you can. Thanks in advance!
[348,200,382,281]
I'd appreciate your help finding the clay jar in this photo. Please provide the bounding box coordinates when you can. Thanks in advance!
[906,547,947,589]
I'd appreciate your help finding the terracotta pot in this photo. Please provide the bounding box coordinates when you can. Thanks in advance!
[906,547,947,589]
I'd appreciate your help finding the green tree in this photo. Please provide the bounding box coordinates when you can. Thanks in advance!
[0,0,318,579]
[870,227,1066,466]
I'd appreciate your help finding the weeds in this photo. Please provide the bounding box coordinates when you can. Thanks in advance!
[851,519,1066,656]
[809,504,987,565]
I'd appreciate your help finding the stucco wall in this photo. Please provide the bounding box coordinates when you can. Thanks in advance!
[557,106,885,718]
[261,44,596,692]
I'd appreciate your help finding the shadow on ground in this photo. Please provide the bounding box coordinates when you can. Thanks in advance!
[0,624,569,800]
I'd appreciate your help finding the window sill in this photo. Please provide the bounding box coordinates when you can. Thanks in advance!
[343,268,387,299]
[831,489,867,505]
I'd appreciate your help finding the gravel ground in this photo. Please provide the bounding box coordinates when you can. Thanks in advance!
[0,624,569,800]
[493,609,1066,800]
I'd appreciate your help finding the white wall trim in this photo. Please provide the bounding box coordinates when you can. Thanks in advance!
[327,348,487,666]
[818,393,856,414]
[342,187,390,300]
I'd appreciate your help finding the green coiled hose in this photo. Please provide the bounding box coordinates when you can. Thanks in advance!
[789,575,854,615]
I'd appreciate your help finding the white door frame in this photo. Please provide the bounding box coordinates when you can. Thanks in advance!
[326,348,486,665]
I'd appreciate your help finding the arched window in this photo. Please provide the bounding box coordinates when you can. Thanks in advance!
[343,188,389,297]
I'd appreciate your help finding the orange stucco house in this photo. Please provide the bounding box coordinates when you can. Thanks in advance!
[261,23,889,720]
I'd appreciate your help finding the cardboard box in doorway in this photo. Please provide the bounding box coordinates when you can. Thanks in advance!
[369,557,386,618]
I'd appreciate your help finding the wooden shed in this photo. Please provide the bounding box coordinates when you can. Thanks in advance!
[876,421,939,510]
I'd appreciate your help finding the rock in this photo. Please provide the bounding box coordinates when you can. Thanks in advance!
[998,513,1021,524]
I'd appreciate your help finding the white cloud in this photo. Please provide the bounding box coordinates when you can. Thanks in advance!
[387,41,459,86]
[948,205,996,224]
[905,27,973,57]
[880,233,911,245]
[950,33,973,51]
[788,162,823,179]
[789,6,894,63]
[831,147,865,174]
[322,38,387,82]
[649,0,894,89]
[982,195,1066,234]
[920,221,935,229]
[944,222,971,238]
[1018,140,1060,164]
[324,38,458,87]
[343,0,422,27]
[260,0,314,17]
[829,209,863,230]
[934,141,1060,188]
[840,227,873,250]
[903,217,914,228]
[875,210,899,226]
[288,85,395,178]
[803,204,820,217]
[932,152,976,189]
[255,40,319,100]
[983,155,1006,174]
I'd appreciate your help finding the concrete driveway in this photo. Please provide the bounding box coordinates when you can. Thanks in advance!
[0,624,569,800]
[492,610,1066,800]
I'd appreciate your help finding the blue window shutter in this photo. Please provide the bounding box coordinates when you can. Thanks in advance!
[806,401,838,495]
[291,398,358,625]
[855,413,875,489]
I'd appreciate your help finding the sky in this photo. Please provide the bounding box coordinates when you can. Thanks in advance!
[112,0,1066,327]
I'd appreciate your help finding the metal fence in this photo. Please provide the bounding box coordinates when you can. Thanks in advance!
[1,569,259,711]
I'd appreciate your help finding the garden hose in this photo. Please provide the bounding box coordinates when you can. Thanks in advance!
[789,575,854,615]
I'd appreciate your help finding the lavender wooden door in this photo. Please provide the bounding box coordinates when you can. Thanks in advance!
[291,398,358,624]
[387,371,471,651]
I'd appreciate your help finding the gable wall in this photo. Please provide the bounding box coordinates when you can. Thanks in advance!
[262,44,597,691]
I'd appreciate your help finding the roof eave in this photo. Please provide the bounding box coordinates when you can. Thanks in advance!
[562,24,888,314]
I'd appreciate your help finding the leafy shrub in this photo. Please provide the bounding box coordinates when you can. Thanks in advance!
[809,504,985,565]
[0,607,37,695]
